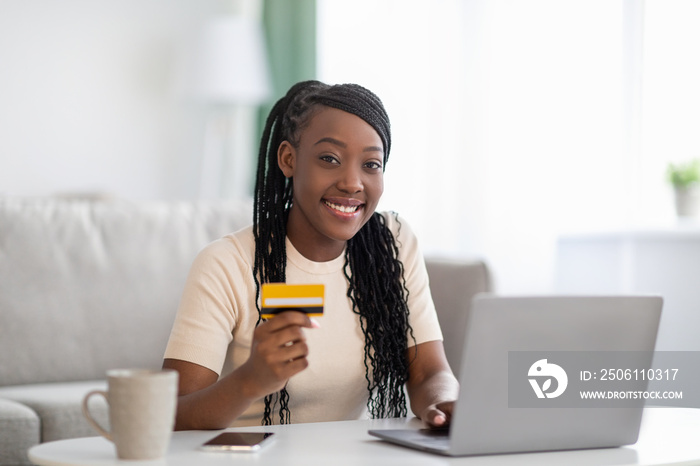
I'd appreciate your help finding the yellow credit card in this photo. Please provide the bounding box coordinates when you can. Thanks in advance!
[261,283,325,319]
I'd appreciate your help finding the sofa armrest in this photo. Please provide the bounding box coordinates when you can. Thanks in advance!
[425,258,491,377]
[0,398,40,466]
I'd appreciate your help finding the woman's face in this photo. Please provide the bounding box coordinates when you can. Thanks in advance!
[278,106,385,262]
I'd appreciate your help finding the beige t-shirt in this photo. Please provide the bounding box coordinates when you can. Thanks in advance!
[164,213,443,426]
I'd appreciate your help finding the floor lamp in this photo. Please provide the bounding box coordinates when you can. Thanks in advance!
[192,16,271,200]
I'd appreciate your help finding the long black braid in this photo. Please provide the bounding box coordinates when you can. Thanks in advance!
[253,80,415,425]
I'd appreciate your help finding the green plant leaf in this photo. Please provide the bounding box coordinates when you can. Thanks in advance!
[667,159,700,188]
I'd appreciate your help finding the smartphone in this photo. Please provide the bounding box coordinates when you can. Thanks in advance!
[199,432,275,452]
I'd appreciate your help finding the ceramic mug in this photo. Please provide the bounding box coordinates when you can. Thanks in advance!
[82,369,178,460]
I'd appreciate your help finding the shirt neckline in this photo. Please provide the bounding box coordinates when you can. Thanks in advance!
[285,237,346,274]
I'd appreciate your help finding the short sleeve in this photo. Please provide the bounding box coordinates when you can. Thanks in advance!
[163,231,257,375]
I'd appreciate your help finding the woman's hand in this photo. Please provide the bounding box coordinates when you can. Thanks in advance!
[420,400,455,428]
[237,311,320,399]
[163,310,318,430]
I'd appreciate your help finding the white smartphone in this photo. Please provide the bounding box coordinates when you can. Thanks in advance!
[199,432,275,452]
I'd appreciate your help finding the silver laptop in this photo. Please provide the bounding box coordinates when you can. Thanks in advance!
[369,294,663,456]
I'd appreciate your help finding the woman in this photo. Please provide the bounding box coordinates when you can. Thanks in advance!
[163,81,458,429]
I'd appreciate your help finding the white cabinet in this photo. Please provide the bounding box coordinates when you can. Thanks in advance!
[556,226,700,353]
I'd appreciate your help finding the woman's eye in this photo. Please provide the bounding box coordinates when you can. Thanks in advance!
[320,155,340,164]
[365,161,383,170]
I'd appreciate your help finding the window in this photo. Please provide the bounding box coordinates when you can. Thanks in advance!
[317,0,699,292]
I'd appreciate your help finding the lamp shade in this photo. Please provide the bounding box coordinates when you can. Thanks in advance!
[192,16,271,105]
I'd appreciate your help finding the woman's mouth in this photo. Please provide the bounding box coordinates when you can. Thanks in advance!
[323,199,363,216]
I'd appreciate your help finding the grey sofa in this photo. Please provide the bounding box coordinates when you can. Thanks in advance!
[0,197,490,465]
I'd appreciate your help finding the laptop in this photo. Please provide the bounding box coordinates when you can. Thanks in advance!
[369,294,663,456]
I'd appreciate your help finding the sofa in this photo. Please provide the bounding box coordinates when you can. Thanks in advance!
[0,197,490,465]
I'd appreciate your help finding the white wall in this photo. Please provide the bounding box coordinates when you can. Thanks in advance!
[0,0,239,200]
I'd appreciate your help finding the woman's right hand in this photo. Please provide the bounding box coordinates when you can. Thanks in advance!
[238,311,320,399]
[163,310,319,430]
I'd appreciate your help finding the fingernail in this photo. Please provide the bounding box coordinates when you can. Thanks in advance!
[310,318,321,328]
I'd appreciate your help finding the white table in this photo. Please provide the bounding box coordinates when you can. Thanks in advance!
[29,408,700,466]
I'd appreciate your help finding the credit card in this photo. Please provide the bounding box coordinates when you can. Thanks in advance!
[261,283,325,319]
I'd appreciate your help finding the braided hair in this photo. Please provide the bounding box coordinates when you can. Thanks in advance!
[253,80,415,425]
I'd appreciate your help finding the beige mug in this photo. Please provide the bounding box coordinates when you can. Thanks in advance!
[82,369,178,460]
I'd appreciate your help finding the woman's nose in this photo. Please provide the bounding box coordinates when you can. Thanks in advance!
[337,166,363,193]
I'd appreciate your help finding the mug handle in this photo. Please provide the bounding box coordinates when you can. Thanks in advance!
[82,390,113,441]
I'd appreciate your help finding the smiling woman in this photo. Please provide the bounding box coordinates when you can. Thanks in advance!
[162,80,459,430]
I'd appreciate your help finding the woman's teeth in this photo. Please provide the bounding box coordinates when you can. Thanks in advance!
[324,201,360,213]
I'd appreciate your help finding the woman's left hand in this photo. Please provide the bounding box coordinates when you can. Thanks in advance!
[420,400,455,428]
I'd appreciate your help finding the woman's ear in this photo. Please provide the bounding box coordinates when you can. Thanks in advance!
[277,141,295,178]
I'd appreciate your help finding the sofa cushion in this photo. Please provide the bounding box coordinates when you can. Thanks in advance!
[0,398,40,465]
[0,381,108,442]
[0,198,252,387]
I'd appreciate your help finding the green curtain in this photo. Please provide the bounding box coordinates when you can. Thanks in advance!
[263,0,316,97]
[257,0,317,144]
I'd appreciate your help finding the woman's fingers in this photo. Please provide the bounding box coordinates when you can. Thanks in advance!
[422,401,455,428]
[245,311,319,395]
[274,338,309,363]
[256,314,312,355]
[262,310,317,332]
